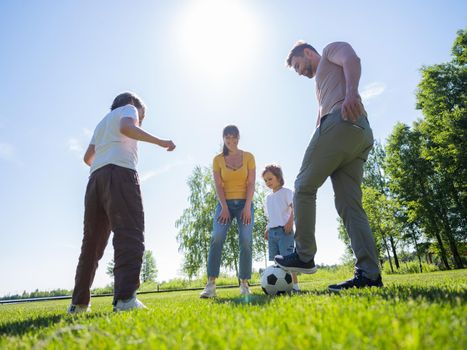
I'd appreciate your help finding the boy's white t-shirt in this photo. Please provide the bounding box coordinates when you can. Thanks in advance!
[89,104,139,174]
[264,187,294,229]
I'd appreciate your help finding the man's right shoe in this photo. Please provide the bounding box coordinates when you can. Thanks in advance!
[328,270,383,292]
[274,251,318,274]
[113,297,147,312]
[200,282,216,298]
[67,304,91,314]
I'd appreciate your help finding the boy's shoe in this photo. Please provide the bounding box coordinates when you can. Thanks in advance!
[274,251,318,274]
[200,282,216,298]
[67,304,91,314]
[239,284,251,296]
[113,297,147,312]
[328,270,383,292]
[291,288,302,295]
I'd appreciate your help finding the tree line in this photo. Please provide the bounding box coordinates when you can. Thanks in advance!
[339,28,466,272]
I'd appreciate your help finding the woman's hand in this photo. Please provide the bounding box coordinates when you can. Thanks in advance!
[217,206,231,225]
[241,206,252,225]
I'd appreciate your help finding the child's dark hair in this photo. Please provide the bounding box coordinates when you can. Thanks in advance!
[222,125,240,156]
[110,92,146,114]
[262,164,285,186]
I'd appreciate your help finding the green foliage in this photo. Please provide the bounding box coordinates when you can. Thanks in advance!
[336,218,354,264]
[176,165,268,279]
[106,259,114,279]
[363,140,389,194]
[105,249,158,283]
[0,289,71,301]
[176,166,216,278]
[382,260,439,275]
[338,28,467,272]
[383,28,466,270]
[140,250,158,283]
[1,270,465,350]
[452,27,467,65]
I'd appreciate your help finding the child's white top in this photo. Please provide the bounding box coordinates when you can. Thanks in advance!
[264,187,294,229]
[89,104,139,174]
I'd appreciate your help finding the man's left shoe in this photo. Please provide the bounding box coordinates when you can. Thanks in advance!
[328,270,383,292]
[274,251,318,274]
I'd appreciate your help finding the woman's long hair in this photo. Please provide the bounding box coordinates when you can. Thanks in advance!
[222,125,240,156]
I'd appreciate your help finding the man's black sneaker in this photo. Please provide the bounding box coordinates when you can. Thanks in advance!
[274,251,317,274]
[328,270,383,292]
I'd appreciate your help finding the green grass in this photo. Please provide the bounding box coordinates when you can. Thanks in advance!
[1,270,465,349]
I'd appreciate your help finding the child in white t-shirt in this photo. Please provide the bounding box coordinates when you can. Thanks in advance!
[262,164,300,292]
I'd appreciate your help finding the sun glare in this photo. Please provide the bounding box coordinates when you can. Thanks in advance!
[175,0,261,80]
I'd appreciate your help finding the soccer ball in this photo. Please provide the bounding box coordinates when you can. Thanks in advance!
[261,265,293,296]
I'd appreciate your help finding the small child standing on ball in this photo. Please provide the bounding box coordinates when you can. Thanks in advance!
[262,164,300,293]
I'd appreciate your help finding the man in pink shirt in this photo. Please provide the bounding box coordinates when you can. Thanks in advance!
[275,41,383,292]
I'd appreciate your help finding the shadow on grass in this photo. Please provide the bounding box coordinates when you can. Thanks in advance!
[213,294,273,306]
[325,284,466,305]
[214,285,466,306]
[0,311,109,337]
[378,284,466,304]
[213,290,332,306]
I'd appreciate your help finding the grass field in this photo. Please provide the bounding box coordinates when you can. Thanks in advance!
[1,269,465,349]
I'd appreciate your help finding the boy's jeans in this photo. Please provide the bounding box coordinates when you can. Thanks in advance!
[294,110,380,279]
[207,200,254,280]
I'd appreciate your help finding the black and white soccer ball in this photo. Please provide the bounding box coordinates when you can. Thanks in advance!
[261,265,293,296]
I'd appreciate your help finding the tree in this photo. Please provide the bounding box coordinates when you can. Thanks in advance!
[337,218,356,265]
[176,166,217,279]
[363,140,400,269]
[386,123,452,269]
[361,186,402,273]
[140,250,157,283]
[176,165,268,279]
[105,249,158,283]
[414,27,466,269]
[106,259,114,279]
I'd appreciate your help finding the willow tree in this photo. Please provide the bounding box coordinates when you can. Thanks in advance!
[176,166,267,279]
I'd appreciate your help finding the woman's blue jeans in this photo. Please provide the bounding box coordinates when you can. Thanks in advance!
[207,200,254,280]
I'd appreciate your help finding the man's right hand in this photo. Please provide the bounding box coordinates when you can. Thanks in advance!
[264,229,269,240]
[341,93,365,122]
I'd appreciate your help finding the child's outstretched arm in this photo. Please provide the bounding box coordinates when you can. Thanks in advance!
[120,117,175,151]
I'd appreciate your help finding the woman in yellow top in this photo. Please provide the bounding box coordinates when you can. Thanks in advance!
[200,125,256,298]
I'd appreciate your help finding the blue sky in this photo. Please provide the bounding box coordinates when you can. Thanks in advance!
[0,0,465,296]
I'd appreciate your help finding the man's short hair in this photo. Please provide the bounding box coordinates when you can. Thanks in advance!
[286,41,318,67]
[111,92,146,114]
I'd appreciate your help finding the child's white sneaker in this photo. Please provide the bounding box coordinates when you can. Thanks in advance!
[113,297,147,312]
[67,304,91,314]
[200,282,216,298]
[239,283,251,296]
